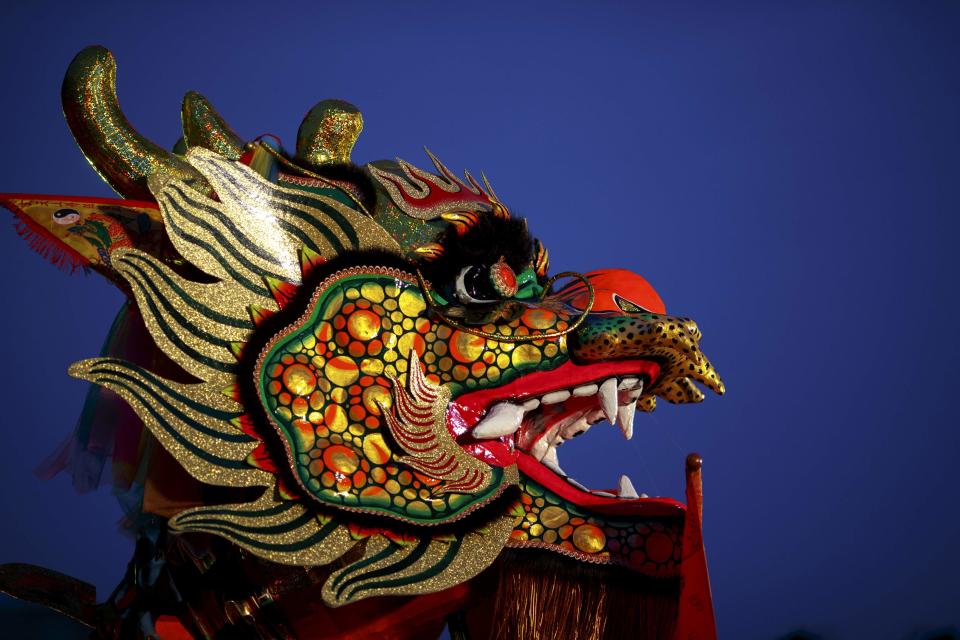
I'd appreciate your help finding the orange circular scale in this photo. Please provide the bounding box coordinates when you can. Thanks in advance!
[449,330,484,363]
[323,445,360,475]
[521,308,558,330]
[324,356,359,387]
[644,531,675,564]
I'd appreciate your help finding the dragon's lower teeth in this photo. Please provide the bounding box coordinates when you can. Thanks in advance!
[541,447,563,475]
[618,474,639,499]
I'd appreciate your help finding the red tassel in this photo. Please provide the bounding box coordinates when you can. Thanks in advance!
[12,217,88,273]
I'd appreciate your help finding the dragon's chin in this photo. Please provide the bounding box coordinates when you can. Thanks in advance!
[447,359,686,517]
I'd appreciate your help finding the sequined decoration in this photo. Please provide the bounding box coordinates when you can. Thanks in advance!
[61,46,205,200]
[296,100,363,165]
[181,91,244,159]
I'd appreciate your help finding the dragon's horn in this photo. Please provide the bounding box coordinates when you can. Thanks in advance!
[181,91,245,160]
[61,46,205,200]
[296,99,363,166]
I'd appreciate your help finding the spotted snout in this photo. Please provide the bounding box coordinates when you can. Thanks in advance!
[570,312,724,405]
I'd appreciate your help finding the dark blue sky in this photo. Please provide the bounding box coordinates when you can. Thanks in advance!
[1,2,958,638]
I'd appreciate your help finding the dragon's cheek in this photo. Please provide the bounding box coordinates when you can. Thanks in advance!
[255,273,512,524]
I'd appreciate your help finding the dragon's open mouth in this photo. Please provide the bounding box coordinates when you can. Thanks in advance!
[448,359,686,515]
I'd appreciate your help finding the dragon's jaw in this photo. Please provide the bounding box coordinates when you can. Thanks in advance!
[450,359,685,516]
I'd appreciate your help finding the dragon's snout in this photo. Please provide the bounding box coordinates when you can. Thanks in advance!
[571,313,704,366]
[561,270,725,405]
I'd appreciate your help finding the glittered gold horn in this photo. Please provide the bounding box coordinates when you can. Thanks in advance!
[181,91,244,160]
[61,46,205,201]
[296,99,362,165]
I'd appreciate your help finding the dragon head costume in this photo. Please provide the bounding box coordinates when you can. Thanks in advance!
[0,46,724,640]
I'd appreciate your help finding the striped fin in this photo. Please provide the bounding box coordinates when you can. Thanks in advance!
[186,147,400,260]
[171,492,356,566]
[111,248,260,382]
[68,358,269,488]
[114,248,266,324]
[149,177,295,297]
[321,513,514,606]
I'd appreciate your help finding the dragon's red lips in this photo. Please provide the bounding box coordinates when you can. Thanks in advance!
[448,359,689,512]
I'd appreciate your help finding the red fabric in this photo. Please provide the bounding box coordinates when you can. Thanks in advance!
[675,456,717,640]
[155,616,194,640]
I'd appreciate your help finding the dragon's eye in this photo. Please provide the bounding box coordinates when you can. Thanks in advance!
[455,265,500,303]
[455,256,519,304]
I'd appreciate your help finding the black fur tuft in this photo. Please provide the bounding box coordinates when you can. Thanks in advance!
[419,214,535,293]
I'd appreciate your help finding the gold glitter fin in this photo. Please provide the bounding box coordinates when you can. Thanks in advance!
[113,248,264,325]
[185,148,400,262]
[171,492,356,566]
[110,248,257,382]
[321,513,514,606]
[68,358,269,488]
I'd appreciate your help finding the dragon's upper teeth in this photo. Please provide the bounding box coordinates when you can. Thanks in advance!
[618,377,639,390]
[617,402,636,440]
[599,378,619,425]
[541,390,571,405]
[618,474,639,499]
[472,402,524,438]
[561,418,589,441]
[521,398,541,411]
[572,383,598,397]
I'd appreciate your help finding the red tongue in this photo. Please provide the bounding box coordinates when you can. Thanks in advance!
[516,453,684,517]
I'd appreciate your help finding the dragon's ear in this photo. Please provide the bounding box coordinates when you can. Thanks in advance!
[1,193,164,281]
